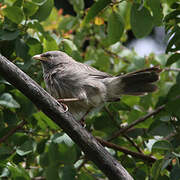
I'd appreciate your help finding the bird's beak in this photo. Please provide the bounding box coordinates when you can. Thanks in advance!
[33,54,47,61]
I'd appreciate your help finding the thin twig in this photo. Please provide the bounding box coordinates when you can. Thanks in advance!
[164,67,180,72]
[0,120,26,144]
[108,105,165,141]
[104,106,144,153]
[123,135,143,153]
[96,137,156,163]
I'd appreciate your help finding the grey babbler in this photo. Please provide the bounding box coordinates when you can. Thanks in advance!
[33,51,161,121]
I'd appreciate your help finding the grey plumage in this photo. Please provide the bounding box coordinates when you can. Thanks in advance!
[33,51,161,120]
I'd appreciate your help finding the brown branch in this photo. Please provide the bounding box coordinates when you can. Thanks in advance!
[108,105,165,141]
[0,120,26,144]
[104,106,144,153]
[96,137,156,163]
[123,135,143,153]
[0,54,133,180]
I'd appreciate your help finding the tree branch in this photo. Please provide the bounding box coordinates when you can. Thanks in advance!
[108,105,165,141]
[96,137,156,163]
[0,54,133,180]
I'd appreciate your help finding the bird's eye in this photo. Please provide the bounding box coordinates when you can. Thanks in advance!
[41,53,52,58]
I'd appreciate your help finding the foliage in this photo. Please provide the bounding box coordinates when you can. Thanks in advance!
[0,0,180,179]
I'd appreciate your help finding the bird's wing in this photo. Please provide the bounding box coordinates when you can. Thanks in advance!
[75,61,112,79]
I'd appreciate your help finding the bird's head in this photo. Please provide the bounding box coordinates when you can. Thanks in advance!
[33,51,72,72]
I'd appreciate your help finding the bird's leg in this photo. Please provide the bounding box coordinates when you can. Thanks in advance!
[57,98,81,112]
[57,98,80,102]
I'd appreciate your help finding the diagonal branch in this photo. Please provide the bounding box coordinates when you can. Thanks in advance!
[108,105,165,141]
[0,54,133,180]
[96,137,156,163]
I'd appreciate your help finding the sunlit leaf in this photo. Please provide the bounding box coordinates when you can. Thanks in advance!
[0,93,20,108]
[2,6,24,24]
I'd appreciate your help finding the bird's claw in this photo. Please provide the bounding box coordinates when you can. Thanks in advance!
[80,118,86,128]
[61,103,68,112]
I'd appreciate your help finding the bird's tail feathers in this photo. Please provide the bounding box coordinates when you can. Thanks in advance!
[107,67,161,97]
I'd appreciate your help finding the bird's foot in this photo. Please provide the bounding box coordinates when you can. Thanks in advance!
[80,118,86,128]
[60,102,68,112]
[57,99,69,112]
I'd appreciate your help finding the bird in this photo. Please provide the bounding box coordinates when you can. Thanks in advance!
[33,51,161,121]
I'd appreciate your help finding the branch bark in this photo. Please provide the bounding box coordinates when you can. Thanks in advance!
[96,137,156,163]
[0,54,133,180]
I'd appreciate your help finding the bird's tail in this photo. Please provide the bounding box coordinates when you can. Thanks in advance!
[106,67,162,97]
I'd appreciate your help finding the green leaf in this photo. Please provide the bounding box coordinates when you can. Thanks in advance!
[159,115,171,122]
[58,16,77,33]
[161,154,173,170]
[31,0,54,21]
[48,142,77,165]
[0,145,11,155]
[7,163,30,180]
[170,165,180,180]
[132,169,146,180]
[166,27,180,53]
[166,53,180,66]
[33,111,59,130]
[59,165,76,180]
[26,37,43,56]
[32,0,47,6]
[36,139,47,154]
[83,0,111,24]
[93,114,118,134]
[166,98,180,119]
[130,3,153,38]
[39,152,50,167]
[16,139,35,156]
[2,6,24,24]
[12,90,36,118]
[95,50,110,72]
[61,39,78,55]
[119,155,135,168]
[149,122,175,137]
[147,0,163,26]
[151,160,163,180]
[43,33,58,51]
[78,172,95,180]
[3,109,18,125]
[167,84,180,100]
[15,38,29,60]
[0,30,19,40]
[152,140,172,151]
[45,165,59,180]
[0,93,20,108]
[109,101,131,111]
[69,0,84,14]
[52,133,74,147]
[164,10,180,23]
[23,1,39,17]
[107,12,124,45]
